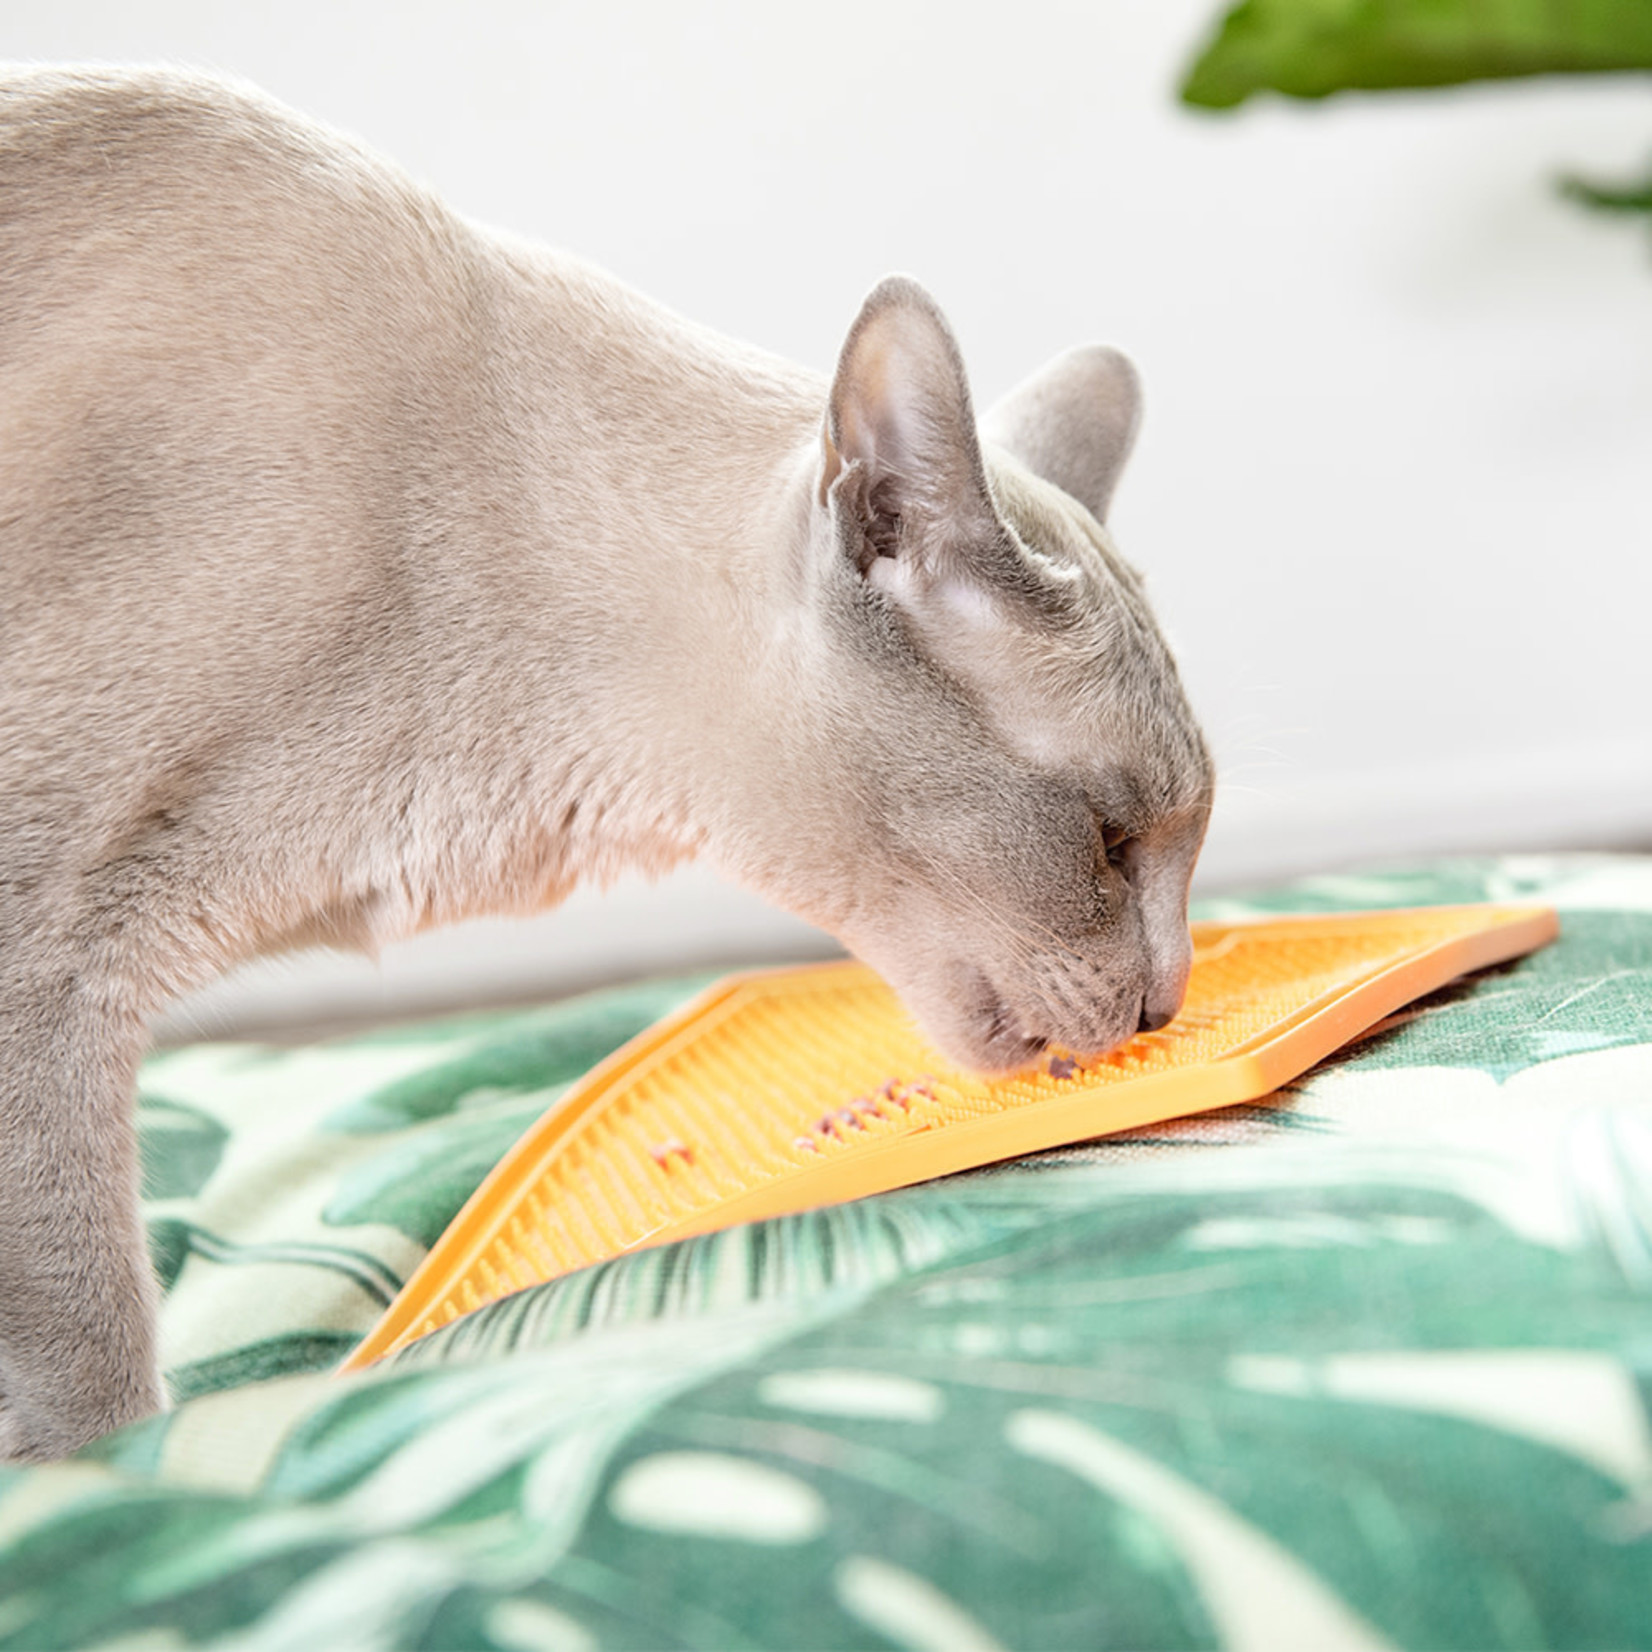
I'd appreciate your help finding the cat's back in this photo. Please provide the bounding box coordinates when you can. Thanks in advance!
[0,70,501,806]
[0,66,491,414]
[0,66,464,311]
[0,67,309,215]
[0,68,492,635]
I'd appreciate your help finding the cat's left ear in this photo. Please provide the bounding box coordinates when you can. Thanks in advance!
[819,276,1003,593]
[982,345,1142,523]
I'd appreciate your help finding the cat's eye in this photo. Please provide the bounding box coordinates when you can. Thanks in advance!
[1099,824,1134,870]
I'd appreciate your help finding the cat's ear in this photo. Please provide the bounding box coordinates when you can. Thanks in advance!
[981,345,1142,523]
[819,276,1001,589]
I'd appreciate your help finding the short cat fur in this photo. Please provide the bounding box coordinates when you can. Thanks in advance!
[0,67,1212,1460]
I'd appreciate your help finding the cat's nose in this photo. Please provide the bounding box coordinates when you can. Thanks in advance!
[1139,944,1192,1034]
[1137,997,1176,1034]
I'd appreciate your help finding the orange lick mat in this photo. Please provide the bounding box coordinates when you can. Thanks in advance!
[342,902,1557,1369]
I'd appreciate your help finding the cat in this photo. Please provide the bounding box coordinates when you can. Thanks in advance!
[0,66,1213,1460]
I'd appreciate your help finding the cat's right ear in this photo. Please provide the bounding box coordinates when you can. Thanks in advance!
[982,345,1142,523]
[817,276,1001,595]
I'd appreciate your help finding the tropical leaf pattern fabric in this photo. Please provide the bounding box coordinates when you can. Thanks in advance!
[3,855,1652,1648]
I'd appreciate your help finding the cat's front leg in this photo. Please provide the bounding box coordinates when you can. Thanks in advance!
[0,971,164,1461]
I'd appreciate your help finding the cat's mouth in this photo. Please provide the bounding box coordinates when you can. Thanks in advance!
[948,961,1153,1077]
[965,969,1049,1073]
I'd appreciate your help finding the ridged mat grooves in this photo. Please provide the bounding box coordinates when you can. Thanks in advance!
[341,902,1557,1369]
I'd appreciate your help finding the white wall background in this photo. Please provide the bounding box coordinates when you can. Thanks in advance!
[8,1,1650,1037]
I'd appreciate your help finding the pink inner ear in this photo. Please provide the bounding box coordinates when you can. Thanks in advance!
[839,329,926,479]
[831,284,980,495]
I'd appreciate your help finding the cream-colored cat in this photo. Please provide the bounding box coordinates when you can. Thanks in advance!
[0,67,1212,1459]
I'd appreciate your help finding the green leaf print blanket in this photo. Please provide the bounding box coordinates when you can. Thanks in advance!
[3,855,1651,1650]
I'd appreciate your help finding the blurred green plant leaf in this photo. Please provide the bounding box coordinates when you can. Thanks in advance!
[1182,0,1652,109]
[1560,160,1652,216]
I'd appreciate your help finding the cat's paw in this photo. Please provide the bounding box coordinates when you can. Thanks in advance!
[0,1397,41,1465]
[0,1373,164,1463]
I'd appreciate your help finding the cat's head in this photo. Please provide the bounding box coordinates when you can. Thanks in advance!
[736,276,1212,1074]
